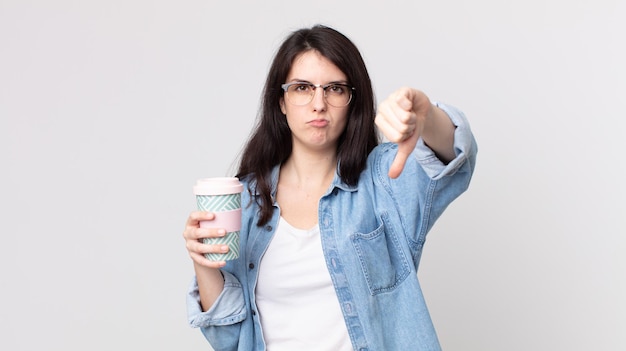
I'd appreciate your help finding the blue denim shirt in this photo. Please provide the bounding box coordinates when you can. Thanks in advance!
[187,103,477,351]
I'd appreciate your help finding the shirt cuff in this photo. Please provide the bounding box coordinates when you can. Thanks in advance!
[413,101,477,180]
[187,270,247,327]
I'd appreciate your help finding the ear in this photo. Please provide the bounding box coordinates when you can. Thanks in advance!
[279,97,286,115]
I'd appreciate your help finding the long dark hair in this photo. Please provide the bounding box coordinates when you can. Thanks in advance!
[236,25,379,226]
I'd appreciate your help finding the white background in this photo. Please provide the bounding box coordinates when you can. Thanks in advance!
[1,1,624,350]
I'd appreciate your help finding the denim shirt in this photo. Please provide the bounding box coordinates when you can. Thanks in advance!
[187,103,478,351]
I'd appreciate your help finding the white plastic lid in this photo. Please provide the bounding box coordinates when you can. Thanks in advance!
[193,177,243,195]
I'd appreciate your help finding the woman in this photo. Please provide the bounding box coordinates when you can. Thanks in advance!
[184,25,477,351]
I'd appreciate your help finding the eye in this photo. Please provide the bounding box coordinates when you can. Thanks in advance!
[292,84,312,93]
[327,84,346,95]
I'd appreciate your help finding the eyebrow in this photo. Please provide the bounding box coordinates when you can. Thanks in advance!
[287,79,350,85]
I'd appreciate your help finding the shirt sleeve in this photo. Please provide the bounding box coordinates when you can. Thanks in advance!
[187,270,247,327]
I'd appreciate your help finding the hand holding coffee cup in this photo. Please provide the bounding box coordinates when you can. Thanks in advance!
[193,177,244,261]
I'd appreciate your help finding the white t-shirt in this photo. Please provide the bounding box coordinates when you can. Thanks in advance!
[255,217,352,351]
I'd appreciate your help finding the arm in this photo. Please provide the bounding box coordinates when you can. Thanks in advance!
[375,87,456,178]
[374,101,477,267]
[183,211,228,311]
[420,103,456,163]
[186,270,246,351]
[185,211,247,350]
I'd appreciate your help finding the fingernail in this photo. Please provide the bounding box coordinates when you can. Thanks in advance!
[220,245,229,252]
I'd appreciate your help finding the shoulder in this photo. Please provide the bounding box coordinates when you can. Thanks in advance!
[365,142,398,175]
[367,142,396,162]
[354,142,402,191]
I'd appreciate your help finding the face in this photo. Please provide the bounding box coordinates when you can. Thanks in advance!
[280,50,350,153]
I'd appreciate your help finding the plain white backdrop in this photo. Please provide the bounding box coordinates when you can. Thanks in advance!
[1,1,624,350]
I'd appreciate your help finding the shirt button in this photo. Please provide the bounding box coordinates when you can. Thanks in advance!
[249,263,255,269]
[252,310,257,316]
[265,225,272,231]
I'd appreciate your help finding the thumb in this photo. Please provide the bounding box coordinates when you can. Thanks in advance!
[388,138,416,179]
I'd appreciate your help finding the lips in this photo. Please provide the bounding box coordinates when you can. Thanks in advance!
[307,119,329,127]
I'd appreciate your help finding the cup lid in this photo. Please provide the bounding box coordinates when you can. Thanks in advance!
[193,177,243,195]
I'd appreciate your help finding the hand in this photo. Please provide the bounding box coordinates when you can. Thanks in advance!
[182,211,229,269]
[375,87,434,178]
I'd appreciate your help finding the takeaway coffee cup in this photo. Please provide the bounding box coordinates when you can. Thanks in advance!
[193,177,244,261]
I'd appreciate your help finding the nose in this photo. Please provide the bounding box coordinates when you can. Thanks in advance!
[311,86,327,111]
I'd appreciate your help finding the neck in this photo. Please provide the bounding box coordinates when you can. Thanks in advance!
[281,148,337,188]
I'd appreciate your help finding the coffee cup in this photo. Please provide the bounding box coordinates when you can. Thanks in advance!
[193,177,244,261]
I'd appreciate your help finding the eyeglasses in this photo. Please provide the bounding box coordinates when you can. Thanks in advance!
[281,82,355,107]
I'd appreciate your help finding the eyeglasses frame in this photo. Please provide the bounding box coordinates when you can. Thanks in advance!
[281,82,356,107]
